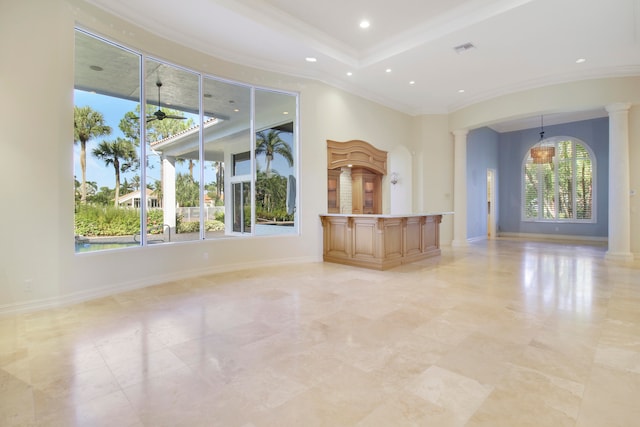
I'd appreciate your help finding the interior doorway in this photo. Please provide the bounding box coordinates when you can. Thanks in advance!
[487,169,497,239]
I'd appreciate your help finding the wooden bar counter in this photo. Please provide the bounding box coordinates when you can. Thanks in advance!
[319,213,450,270]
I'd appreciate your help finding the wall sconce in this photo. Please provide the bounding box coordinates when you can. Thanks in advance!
[390,172,399,185]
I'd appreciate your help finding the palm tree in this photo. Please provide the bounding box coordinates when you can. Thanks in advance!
[92,138,137,207]
[120,178,134,196]
[131,175,141,191]
[74,106,111,203]
[210,161,224,200]
[255,170,287,215]
[175,173,200,207]
[176,157,197,178]
[255,130,293,177]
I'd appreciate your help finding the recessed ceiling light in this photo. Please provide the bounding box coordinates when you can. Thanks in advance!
[346,71,353,76]
[305,57,317,62]
[458,89,465,93]
[576,58,586,63]
[283,111,289,115]
[409,81,416,85]
[234,109,239,112]
[385,68,392,73]
[359,20,370,29]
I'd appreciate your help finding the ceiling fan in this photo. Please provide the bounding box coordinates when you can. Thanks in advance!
[146,80,186,123]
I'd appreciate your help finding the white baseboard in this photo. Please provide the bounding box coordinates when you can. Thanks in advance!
[497,232,607,243]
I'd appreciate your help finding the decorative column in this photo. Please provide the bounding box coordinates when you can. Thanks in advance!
[163,155,177,231]
[452,130,469,247]
[605,103,634,261]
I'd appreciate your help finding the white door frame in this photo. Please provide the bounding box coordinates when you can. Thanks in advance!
[487,169,497,239]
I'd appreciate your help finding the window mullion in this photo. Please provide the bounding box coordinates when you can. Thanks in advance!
[140,54,148,245]
[551,142,560,221]
[198,74,205,240]
[571,141,578,220]
[250,86,255,235]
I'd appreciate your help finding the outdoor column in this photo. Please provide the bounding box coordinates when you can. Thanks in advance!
[163,155,177,231]
[605,103,634,261]
[452,129,469,247]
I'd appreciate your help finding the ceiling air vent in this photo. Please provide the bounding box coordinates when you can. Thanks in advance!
[453,42,476,54]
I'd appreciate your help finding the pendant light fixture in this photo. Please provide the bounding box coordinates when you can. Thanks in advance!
[530,115,555,164]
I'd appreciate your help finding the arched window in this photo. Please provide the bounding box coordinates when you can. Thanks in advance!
[523,137,595,222]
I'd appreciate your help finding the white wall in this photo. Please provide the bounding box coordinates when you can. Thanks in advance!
[388,146,412,214]
[629,107,640,254]
[412,114,455,244]
[1,0,75,311]
[0,0,418,314]
[310,85,415,214]
[449,77,640,132]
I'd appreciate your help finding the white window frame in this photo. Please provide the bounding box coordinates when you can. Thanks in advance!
[74,28,300,253]
[521,136,596,223]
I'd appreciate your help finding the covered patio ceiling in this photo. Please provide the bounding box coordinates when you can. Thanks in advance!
[75,31,297,163]
[75,31,294,134]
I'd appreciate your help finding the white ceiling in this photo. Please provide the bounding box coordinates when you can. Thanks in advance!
[86,0,640,128]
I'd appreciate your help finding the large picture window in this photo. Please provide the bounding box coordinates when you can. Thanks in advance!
[74,29,298,253]
[523,137,595,222]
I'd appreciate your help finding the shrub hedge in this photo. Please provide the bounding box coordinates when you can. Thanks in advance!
[75,205,225,236]
[75,206,164,236]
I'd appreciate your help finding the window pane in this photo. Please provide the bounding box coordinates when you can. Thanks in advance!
[200,78,252,236]
[575,144,593,219]
[75,30,299,247]
[233,152,251,176]
[541,162,556,220]
[524,163,539,219]
[254,89,297,236]
[202,78,251,238]
[557,140,573,160]
[523,138,594,223]
[557,166,572,219]
[74,31,142,253]
[145,60,200,243]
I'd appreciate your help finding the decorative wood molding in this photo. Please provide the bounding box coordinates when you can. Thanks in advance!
[327,140,388,175]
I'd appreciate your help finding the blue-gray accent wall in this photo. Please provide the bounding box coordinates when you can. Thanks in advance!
[467,117,609,240]
[467,127,499,239]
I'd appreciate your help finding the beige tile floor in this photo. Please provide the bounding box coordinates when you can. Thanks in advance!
[1,239,639,426]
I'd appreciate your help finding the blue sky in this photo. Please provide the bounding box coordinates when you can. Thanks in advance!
[74,90,141,189]
[75,90,213,190]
